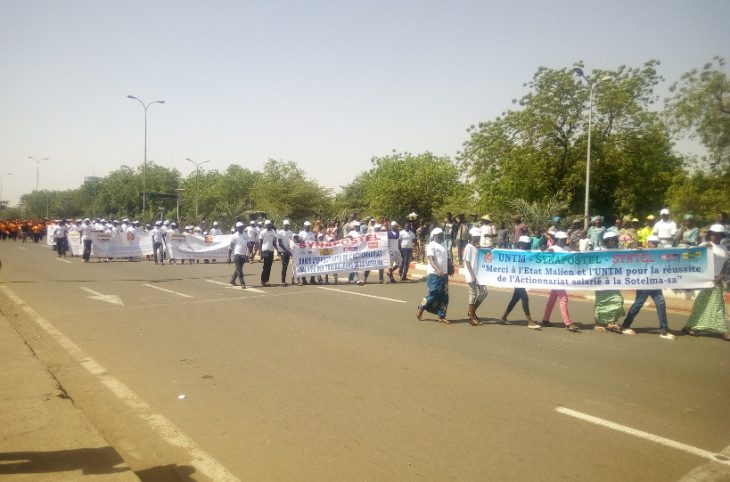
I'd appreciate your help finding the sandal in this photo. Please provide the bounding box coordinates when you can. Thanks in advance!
[527,323,542,330]
[439,317,450,324]
[594,326,607,333]
[541,320,553,327]
[416,307,424,321]
[566,324,581,333]
[607,323,622,334]
[621,328,636,335]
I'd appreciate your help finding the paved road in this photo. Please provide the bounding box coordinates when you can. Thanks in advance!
[1,241,729,481]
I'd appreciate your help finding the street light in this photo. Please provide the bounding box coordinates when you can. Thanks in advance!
[0,172,11,206]
[28,156,48,191]
[572,67,612,230]
[175,188,185,224]
[186,158,210,221]
[127,95,165,218]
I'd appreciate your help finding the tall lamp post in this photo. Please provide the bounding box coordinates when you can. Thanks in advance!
[0,172,11,207]
[186,158,210,221]
[28,156,48,191]
[572,67,612,230]
[175,188,185,224]
[127,95,165,218]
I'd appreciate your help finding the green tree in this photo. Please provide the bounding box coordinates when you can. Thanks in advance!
[666,56,730,172]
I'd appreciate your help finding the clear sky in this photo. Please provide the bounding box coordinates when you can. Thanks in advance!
[1,0,728,205]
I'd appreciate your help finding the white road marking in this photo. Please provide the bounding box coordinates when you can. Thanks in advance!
[556,406,730,466]
[317,286,407,303]
[205,279,267,293]
[142,284,193,299]
[56,258,72,264]
[80,287,124,306]
[0,286,240,482]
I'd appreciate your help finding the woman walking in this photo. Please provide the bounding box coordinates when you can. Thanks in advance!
[541,231,580,332]
[593,231,624,333]
[501,236,542,330]
[416,227,451,324]
[682,224,729,340]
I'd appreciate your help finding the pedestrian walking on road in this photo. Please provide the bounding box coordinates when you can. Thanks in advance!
[593,231,625,333]
[464,227,486,326]
[53,220,69,258]
[80,218,93,262]
[416,227,451,324]
[228,222,249,288]
[541,231,580,332]
[151,221,165,265]
[277,219,294,286]
[682,224,729,340]
[501,236,541,330]
[259,220,278,286]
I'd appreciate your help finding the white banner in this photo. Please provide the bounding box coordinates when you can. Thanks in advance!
[166,233,231,260]
[292,232,390,276]
[68,230,83,256]
[91,231,154,258]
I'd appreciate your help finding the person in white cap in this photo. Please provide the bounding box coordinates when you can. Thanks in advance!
[346,221,363,284]
[277,220,294,286]
[259,220,278,286]
[151,221,166,265]
[398,222,416,281]
[500,236,541,329]
[593,231,624,333]
[79,218,93,263]
[298,221,317,285]
[228,222,249,288]
[652,208,677,248]
[416,227,451,324]
[463,227,486,325]
[682,224,729,340]
[209,221,222,236]
[386,221,402,283]
[541,231,580,332]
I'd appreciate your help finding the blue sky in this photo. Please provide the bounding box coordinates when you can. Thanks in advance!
[1,0,728,205]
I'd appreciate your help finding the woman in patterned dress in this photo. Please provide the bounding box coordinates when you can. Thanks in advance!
[593,231,625,333]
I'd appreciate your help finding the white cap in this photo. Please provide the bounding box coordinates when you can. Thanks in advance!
[431,227,444,236]
[155,220,162,225]
[283,219,290,225]
[518,235,531,243]
[213,221,218,226]
[469,227,482,237]
[164,220,170,225]
[709,224,725,233]
[660,208,669,215]
[555,231,568,239]
[265,219,272,225]
[250,221,255,225]
[603,231,618,239]
[390,221,397,226]
[84,218,90,222]
[235,221,244,227]
[304,221,311,226]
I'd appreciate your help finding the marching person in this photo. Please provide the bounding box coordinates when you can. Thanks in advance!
[463,227,486,326]
[151,221,165,265]
[682,224,729,340]
[620,235,677,340]
[246,221,259,262]
[652,208,678,248]
[593,231,625,333]
[228,221,249,288]
[79,218,93,263]
[416,227,451,324]
[298,221,317,285]
[399,222,416,281]
[386,221,402,283]
[500,236,541,330]
[259,220,278,287]
[346,221,362,284]
[53,220,69,258]
[541,231,580,332]
[277,219,294,286]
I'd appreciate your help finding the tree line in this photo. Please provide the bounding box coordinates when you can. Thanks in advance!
[8,58,729,229]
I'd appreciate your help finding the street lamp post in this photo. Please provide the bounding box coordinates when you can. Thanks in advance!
[186,158,210,221]
[572,67,612,230]
[28,156,48,191]
[175,188,185,224]
[0,172,11,206]
[127,95,165,219]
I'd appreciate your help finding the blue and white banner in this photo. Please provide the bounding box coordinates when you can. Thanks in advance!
[166,233,231,260]
[292,232,390,276]
[476,248,714,291]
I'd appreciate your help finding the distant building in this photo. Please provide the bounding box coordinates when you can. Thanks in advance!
[84,176,101,184]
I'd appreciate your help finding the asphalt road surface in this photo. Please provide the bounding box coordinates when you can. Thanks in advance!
[1,241,729,481]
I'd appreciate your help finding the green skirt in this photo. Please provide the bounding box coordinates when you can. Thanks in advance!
[594,290,625,326]
[684,285,727,334]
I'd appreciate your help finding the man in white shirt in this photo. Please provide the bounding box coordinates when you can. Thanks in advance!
[298,221,317,285]
[652,208,677,248]
[345,222,363,285]
[53,220,69,258]
[209,221,222,236]
[386,221,402,283]
[259,220,278,286]
[246,221,259,262]
[277,219,295,286]
[151,221,165,265]
[463,227,485,326]
[79,218,93,262]
[480,215,497,248]
[398,222,416,281]
[228,222,249,288]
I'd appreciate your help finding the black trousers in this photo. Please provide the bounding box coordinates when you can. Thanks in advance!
[261,250,274,284]
[82,239,92,261]
[280,252,291,283]
[505,288,531,317]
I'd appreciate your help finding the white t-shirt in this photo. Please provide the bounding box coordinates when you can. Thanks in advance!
[426,241,448,275]
[652,220,677,239]
[480,224,496,248]
[399,229,415,249]
[259,228,278,252]
[209,227,223,236]
[151,227,164,243]
[245,225,258,241]
[277,229,294,252]
[299,230,316,243]
[710,242,729,278]
[80,223,92,241]
[229,231,249,256]
[463,243,479,283]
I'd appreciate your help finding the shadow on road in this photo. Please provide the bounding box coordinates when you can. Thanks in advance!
[0,446,135,476]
